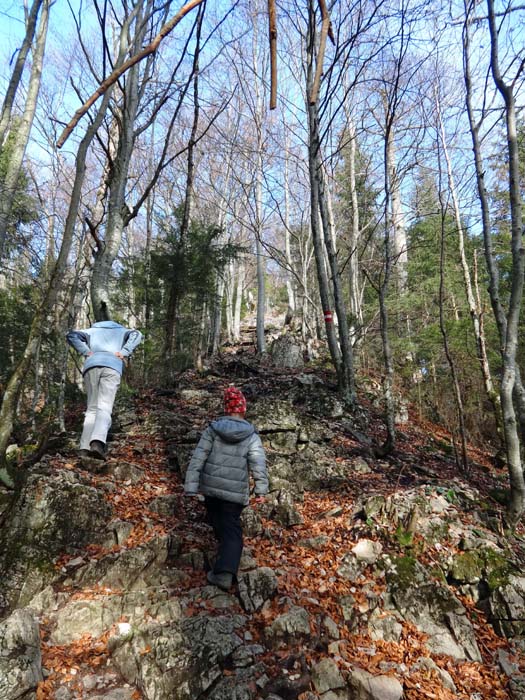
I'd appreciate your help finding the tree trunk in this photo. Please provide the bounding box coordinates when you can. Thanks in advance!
[283,141,296,325]
[0,84,115,487]
[346,119,363,342]
[486,0,525,527]
[435,85,502,442]
[233,259,244,343]
[0,0,50,261]
[0,0,43,148]
[436,147,469,472]
[164,3,204,361]
[90,3,148,321]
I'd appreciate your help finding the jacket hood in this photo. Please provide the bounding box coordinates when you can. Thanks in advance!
[210,417,255,443]
[92,321,124,329]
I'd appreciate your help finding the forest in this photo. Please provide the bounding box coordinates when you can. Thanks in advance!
[0,0,524,698]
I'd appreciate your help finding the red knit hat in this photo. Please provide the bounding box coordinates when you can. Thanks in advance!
[224,386,247,415]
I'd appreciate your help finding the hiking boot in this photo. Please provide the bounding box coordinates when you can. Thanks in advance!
[89,440,106,460]
[78,449,91,459]
[207,570,233,591]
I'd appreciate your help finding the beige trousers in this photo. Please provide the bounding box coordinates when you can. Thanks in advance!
[80,367,121,450]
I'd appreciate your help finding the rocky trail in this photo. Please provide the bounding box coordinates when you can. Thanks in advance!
[1,349,525,700]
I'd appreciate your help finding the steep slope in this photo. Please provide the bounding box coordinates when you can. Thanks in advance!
[1,353,524,700]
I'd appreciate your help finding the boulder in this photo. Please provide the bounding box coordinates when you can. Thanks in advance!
[50,590,182,645]
[72,534,169,589]
[111,614,245,700]
[0,608,42,700]
[368,610,403,643]
[148,495,179,518]
[311,657,345,694]
[241,507,264,537]
[266,606,311,647]
[385,556,481,661]
[106,461,145,483]
[411,657,456,692]
[498,648,525,699]
[238,567,278,612]
[488,575,525,638]
[338,540,382,582]
[270,335,304,369]
[252,401,299,432]
[348,667,403,700]
[0,466,112,613]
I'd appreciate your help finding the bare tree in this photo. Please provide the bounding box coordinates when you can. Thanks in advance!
[0,0,50,261]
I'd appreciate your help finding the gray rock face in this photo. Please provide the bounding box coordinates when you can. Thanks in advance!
[111,614,246,700]
[339,539,383,581]
[238,567,278,612]
[266,606,311,647]
[50,590,182,645]
[311,657,345,694]
[498,648,525,700]
[0,608,42,700]
[412,657,456,692]
[489,575,525,638]
[241,507,264,537]
[348,667,404,700]
[270,335,304,369]
[73,534,169,589]
[385,556,481,661]
[0,467,112,612]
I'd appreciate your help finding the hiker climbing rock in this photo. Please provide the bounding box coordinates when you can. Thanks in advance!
[184,386,268,591]
[66,320,142,460]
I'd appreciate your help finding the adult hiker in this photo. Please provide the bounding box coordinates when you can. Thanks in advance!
[184,386,268,591]
[66,320,142,460]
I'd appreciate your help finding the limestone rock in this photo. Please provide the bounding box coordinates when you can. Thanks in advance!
[111,614,245,700]
[252,401,299,432]
[0,608,42,700]
[107,461,145,483]
[311,657,345,694]
[148,495,179,518]
[412,657,456,692]
[238,567,278,612]
[498,648,525,699]
[266,605,311,647]
[269,490,303,527]
[338,541,382,581]
[73,534,169,589]
[348,667,404,700]
[352,457,372,474]
[352,539,383,564]
[270,335,304,369]
[51,590,182,644]
[385,556,481,661]
[368,610,403,643]
[90,691,135,700]
[488,575,525,638]
[0,467,112,612]
[299,535,329,551]
[241,507,264,537]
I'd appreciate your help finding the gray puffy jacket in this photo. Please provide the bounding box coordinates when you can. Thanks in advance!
[184,417,268,505]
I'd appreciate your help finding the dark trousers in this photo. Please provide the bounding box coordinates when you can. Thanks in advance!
[205,497,244,576]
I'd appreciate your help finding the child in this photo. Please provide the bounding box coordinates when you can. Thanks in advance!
[184,386,268,590]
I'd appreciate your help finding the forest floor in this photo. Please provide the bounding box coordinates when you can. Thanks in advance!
[32,338,525,700]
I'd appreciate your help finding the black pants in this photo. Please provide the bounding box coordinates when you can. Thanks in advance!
[205,497,244,576]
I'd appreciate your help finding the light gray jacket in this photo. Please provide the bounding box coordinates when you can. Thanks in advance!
[184,417,268,505]
[66,321,142,376]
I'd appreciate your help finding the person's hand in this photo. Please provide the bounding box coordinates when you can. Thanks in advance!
[86,351,93,357]
[252,495,266,505]
[115,351,125,360]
